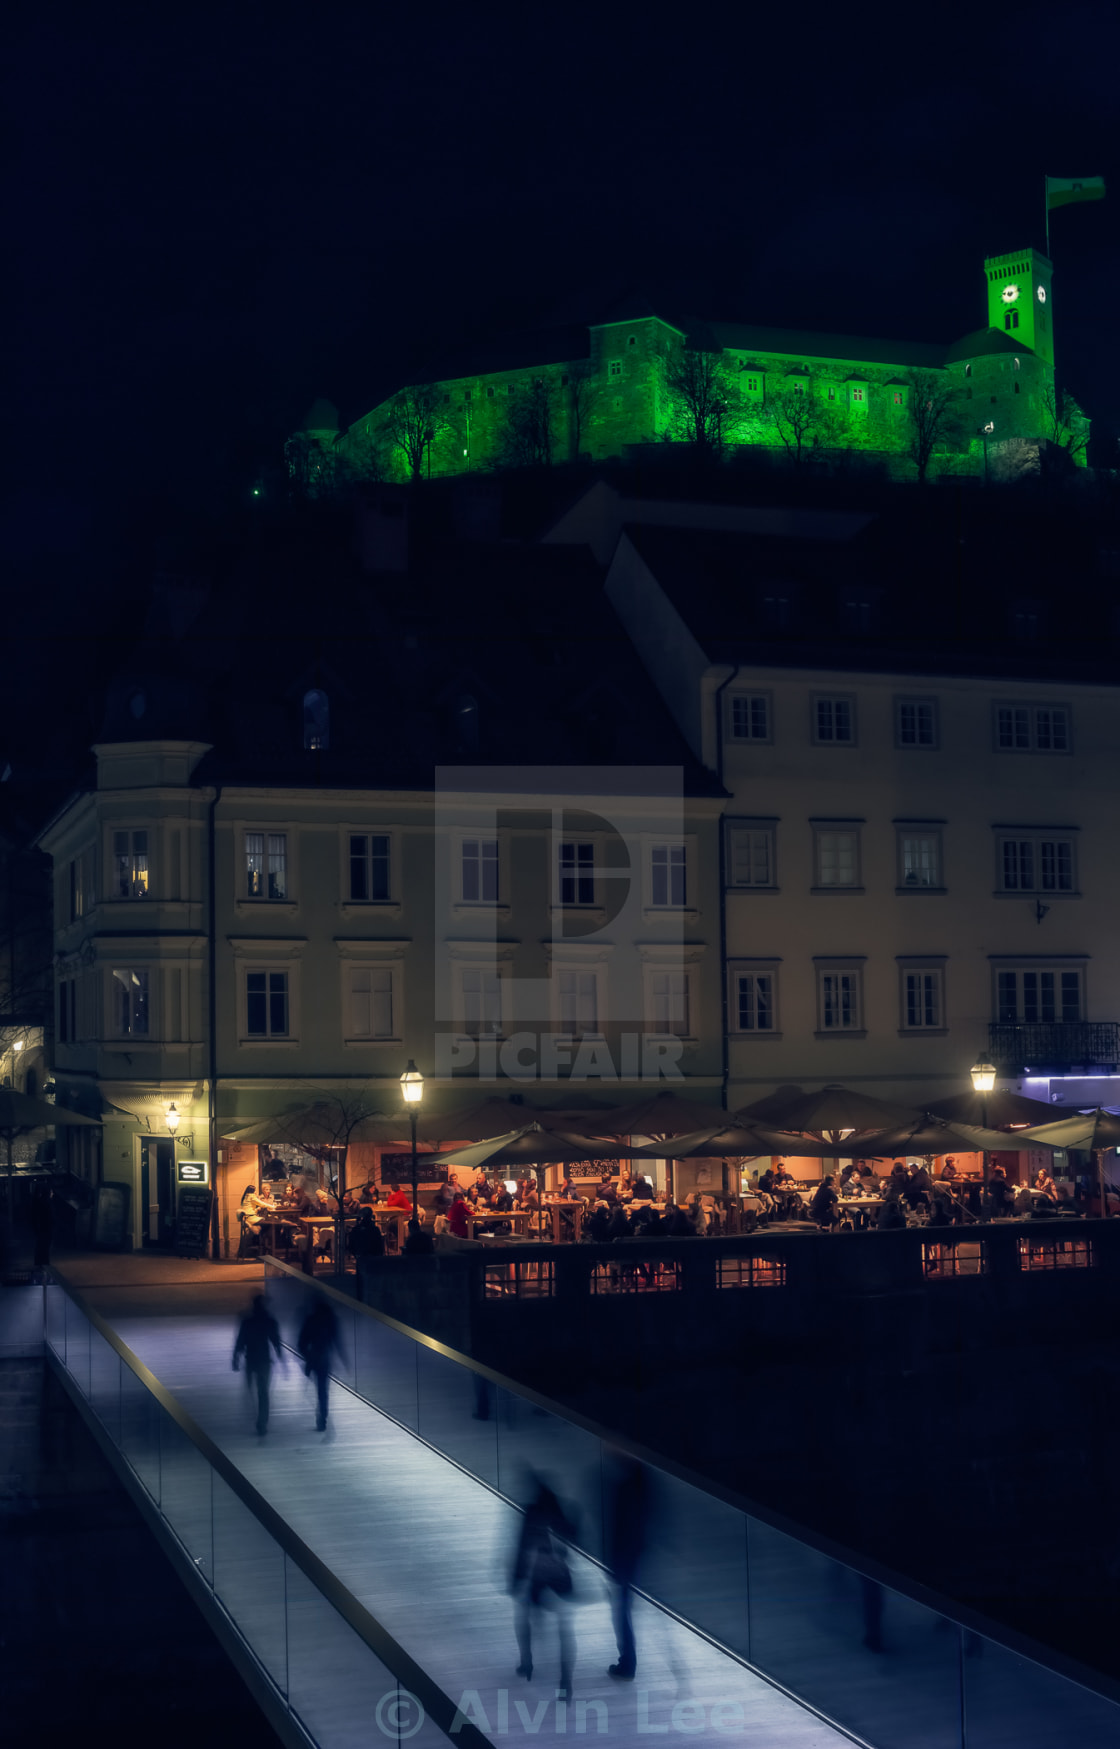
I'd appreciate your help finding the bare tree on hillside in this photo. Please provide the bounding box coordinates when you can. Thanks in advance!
[905,370,960,483]
[763,387,838,466]
[1040,383,1090,464]
[661,347,734,457]
[566,362,599,460]
[385,384,447,481]
[498,378,556,468]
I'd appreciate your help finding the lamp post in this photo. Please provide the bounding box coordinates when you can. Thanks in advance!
[971,1052,997,1184]
[400,1060,424,1224]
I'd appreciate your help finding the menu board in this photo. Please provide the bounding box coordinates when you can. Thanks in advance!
[92,1182,131,1251]
[174,1187,213,1256]
[378,1152,448,1185]
[569,1159,622,1182]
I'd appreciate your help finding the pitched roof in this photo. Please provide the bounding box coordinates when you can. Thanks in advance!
[704,320,947,369]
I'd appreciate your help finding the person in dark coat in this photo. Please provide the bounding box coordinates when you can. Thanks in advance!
[605,1205,632,1241]
[662,1205,694,1237]
[298,1297,342,1431]
[348,1207,385,1259]
[810,1176,840,1229]
[587,1204,612,1243]
[233,1295,284,1434]
[31,1185,54,1267]
[876,1189,907,1231]
[403,1218,434,1254]
[510,1476,577,1697]
[605,1456,648,1679]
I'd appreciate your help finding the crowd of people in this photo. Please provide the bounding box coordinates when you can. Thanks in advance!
[747,1156,1070,1232]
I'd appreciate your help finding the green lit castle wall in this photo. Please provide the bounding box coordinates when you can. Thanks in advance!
[325,250,1083,483]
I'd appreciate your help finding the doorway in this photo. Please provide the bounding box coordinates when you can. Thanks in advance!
[140,1139,176,1245]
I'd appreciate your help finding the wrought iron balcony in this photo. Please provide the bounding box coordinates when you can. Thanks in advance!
[988,1021,1120,1072]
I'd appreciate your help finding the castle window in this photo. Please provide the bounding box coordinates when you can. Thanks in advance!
[1013,357,1021,369]
[609,360,623,378]
[487,386,494,399]
[1005,312,1019,330]
[850,385,866,404]
[613,397,622,410]
[893,390,904,407]
[827,386,837,401]
[1014,381,1020,394]
[463,390,472,403]
[628,336,637,347]
[507,384,515,396]
[303,690,329,752]
[965,364,972,377]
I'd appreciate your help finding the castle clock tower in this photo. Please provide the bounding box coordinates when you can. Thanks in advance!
[984,248,1053,366]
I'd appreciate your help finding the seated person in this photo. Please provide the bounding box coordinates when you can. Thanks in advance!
[467,1179,486,1206]
[403,1218,434,1255]
[491,1182,514,1212]
[282,1180,313,1214]
[986,1167,1016,1217]
[430,1181,453,1215]
[630,1175,656,1203]
[631,1201,662,1237]
[432,1211,451,1237]
[810,1175,840,1228]
[519,1181,541,1212]
[598,1177,620,1206]
[348,1208,385,1258]
[686,1192,709,1235]
[448,1194,470,1238]
[927,1192,954,1228]
[757,1165,777,1195]
[1033,1167,1059,1203]
[587,1203,613,1243]
[358,1180,377,1205]
[605,1204,633,1241]
[661,1204,694,1238]
[939,1156,960,1182]
[385,1180,413,1211]
[555,1174,575,1200]
[839,1163,862,1195]
[902,1164,932,1211]
[239,1186,268,1233]
[876,1187,907,1230]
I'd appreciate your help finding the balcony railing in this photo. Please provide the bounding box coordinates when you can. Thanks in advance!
[989,1021,1120,1071]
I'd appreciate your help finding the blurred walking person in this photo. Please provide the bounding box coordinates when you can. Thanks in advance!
[298,1296,341,1431]
[510,1475,577,1699]
[233,1294,284,1434]
[605,1454,649,1679]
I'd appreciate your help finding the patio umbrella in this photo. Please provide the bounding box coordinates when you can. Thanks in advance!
[414,1097,622,1144]
[223,1101,405,1148]
[629,1124,840,1160]
[0,1091,101,1221]
[424,1124,632,1171]
[855,1114,1035,1157]
[586,1090,733,1138]
[735,1083,918,1139]
[925,1089,1056,1128]
[1016,1109,1120,1217]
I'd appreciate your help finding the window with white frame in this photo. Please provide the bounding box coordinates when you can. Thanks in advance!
[557,969,599,1034]
[727,693,771,742]
[112,830,149,899]
[246,832,288,900]
[996,832,1076,894]
[817,965,863,1032]
[649,969,691,1037]
[897,828,942,889]
[461,838,499,903]
[246,969,289,1038]
[895,696,939,749]
[812,695,856,745]
[996,967,1082,1025]
[558,841,595,905]
[649,842,687,907]
[346,966,396,1039]
[726,823,775,888]
[733,968,777,1033]
[813,827,861,888]
[111,968,150,1036]
[994,702,1071,752]
[900,966,944,1030]
[461,968,502,1036]
[349,833,392,902]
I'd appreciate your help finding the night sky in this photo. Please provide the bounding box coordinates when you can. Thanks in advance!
[6,3,1118,564]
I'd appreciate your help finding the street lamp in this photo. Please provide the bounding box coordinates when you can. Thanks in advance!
[166,1102,181,1137]
[970,1053,997,1183]
[400,1060,424,1224]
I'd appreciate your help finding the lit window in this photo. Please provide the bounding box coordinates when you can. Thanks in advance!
[718,1255,786,1288]
[112,968,150,1037]
[1018,1236,1092,1271]
[349,834,391,902]
[901,967,943,1030]
[896,697,938,748]
[246,970,288,1038]
[303,689,329,751]
[893,390,904,407]
[650,843,687,907]
[559,841,595,905]
[461,839,499,903]
[814,828,860,888]
[996,967,1082,1025]
[113,831,149,900]
[997,834,1075,895]
[817,966,862,1032]
[813,695,856,744]
[727,825,774,888]
[850,384,866,404]
[347,967,394,1039]
[728,693,771,741]
[484,1260,554,1298]
[735,971,775,1032]
[246,832,288,900]
[923,1241,987,1278]
[591,1261,680,1293]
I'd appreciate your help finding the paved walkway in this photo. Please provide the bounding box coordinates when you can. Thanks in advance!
[71,1277,851,1749]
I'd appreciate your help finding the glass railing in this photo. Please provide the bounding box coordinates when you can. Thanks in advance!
[264,1260,1120,1749]
[44,1280,486,1749]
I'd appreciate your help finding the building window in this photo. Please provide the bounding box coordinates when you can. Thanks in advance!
[812,695,856,745]
[734,970,776,1033]
[1018,1236,1092,1271]
[718,1255,786,1288]
[996,968,1082,1025]
[728,693,771,742]
[69,850,92,920]
[558,969,598,1034]
[850,384,866,404]
[303,689,329,751]
[112,968,150,1037]
[246,970,289,1038]
[814,828,860,889]
[461,968,502,1036]
[558,841,595,905]
[113,830,149,900]
[817,966,862,1032]
[349,834,392,902]
[996,834,1076,894]
[484,1260,555,1299]
[895,697,939,749]
[923,1241,987,1279]
[761,592,792,629]
[901,967,944,1030]
[893,390,904,407]
[461,838,499,903]
[649,843,687,907]
[346,966,395,1039]
[609,359,622,378]
[1004,312,1019,330]
[842,598,876,635]
[995,703,1070,752]
[591,1260,681,1294]
[726,824,775,888]
[58,978,77,1044]
[649,970,690,1037]
[898,829,942,889]
[246,832,288,900]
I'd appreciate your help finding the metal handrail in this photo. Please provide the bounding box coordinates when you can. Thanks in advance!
[48,1276,490,1749]
[263,1252,1120,1713]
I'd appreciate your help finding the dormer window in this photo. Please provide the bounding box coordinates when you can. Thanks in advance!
[303,690,329,751]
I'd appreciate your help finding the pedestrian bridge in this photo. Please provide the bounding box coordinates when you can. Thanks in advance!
[29,1262,1120,1749]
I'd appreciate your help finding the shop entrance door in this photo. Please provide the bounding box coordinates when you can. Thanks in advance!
[140,1139,175,1245]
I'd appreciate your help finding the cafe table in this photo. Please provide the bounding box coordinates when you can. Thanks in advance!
[464,1209,534,1241]
[545,1200,586,1244]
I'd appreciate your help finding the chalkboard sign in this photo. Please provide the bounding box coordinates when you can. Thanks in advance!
[174,1187,213,1257]
[379,1152,448,1185]
[92,1182,131,1251]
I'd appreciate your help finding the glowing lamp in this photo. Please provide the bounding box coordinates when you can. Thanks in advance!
[504,1180,518,1194]
[13,1039,24,1053]
[970,1054,997,1094]
[400,1061,424,1105]
[166,1102,181,1135]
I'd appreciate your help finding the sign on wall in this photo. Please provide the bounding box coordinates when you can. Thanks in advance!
[176,1158,209,1188]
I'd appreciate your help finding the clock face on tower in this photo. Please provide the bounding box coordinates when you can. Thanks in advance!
[1001,284,1020,304]
[1037,285,1047,303]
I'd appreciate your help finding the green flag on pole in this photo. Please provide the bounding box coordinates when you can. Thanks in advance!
[1046,175,1106,210]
